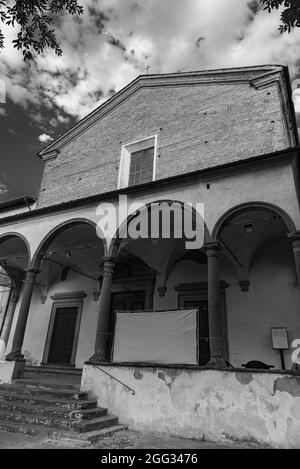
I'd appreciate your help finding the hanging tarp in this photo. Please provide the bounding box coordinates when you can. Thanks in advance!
[112,308,198,365]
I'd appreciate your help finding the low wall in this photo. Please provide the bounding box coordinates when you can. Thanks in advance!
[81,364,300,448]
[0,360,24,384]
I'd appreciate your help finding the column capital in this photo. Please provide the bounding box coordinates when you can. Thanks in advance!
[288,231,300,245]
[103,256,117,264]
[26,267,41,275]
[102,256,116,278]
[203,241,222,255]
[24,268,41,285]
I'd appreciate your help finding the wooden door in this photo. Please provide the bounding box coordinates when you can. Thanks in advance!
[47,306,78,364]
[179,296,210,365]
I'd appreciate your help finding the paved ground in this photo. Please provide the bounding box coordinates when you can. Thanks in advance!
[0,429,267,449]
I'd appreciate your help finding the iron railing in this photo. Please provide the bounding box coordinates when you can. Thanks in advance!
[91,364,135,395]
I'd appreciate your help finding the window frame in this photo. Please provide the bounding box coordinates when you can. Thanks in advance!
[118,135,157,189]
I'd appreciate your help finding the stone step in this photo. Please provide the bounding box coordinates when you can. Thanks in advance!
[0,385,87,400]
[0,419,127,443]
[23,371,81,385]
[79,425,128,444]
[14,378,80,391]
[0,409,118,432]
[74,415,119,433]
[0,400,106,420]
[0,392,97,409]
[25,365,82,376]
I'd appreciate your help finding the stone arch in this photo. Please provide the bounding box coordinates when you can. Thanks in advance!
[32,217,105,266]
[109,198,210,256]
[211,201,296,241]
[0,232,31,268]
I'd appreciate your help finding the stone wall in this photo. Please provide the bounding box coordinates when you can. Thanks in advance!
[81,364,300,448]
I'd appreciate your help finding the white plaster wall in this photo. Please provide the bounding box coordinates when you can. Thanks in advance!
[0,159,299,261]
[81,365,300,448]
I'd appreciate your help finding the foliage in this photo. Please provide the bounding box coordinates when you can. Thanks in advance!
[261,0,300,32]
[0,0,83,61]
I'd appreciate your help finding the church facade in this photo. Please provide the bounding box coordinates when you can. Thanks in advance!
[0,65,300,446]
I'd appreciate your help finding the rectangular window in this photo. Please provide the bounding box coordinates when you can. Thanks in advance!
[128,146,154,186]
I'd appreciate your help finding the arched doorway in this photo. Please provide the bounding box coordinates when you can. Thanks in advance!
[8,220,105,367]
[103,199,210,364]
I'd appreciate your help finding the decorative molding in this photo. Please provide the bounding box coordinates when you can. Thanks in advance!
[41,149,60,162]
[175,281,229,293]
[112,275,155,292]
[249,72,281,90]
[50,291,87,301]
[40,295,47,304]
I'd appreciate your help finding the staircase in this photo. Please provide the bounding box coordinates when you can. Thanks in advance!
[0,367,127,444]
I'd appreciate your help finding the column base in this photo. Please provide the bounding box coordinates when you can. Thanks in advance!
[207,356,228,369]
[0,360,25,384]
[5,351,25,362]
[88,353,109,365]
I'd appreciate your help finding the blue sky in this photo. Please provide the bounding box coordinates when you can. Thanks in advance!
[0,0,300,201]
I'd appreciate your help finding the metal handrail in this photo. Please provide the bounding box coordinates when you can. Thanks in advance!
[91,364,135,395]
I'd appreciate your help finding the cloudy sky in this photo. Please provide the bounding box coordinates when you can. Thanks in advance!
[0,0,300,201]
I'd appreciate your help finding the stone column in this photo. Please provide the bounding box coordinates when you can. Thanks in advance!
[205,242,227,368]
[288,231,300,289]
[89,257,116,363]
[6,266,41,362]
[0,293,19,359]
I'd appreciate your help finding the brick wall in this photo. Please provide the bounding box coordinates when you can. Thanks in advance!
[37,80,290,207]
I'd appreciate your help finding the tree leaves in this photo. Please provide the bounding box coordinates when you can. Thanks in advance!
[261,0,300,32]
[0,0,83,61]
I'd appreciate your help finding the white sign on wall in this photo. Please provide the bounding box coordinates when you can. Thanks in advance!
[271,327,289,350]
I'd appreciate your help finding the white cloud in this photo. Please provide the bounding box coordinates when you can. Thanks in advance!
[38,133,54,144]
[0,0,300,122]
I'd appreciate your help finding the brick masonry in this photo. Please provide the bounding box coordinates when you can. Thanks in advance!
[37,70,293,208]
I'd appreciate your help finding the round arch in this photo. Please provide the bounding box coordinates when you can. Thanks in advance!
[211,202,296,241]
[0,232,31,268]
[109,199,211,255]
[32,218,104,266]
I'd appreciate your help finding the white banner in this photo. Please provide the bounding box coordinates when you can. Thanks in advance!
[112,308,198,365]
